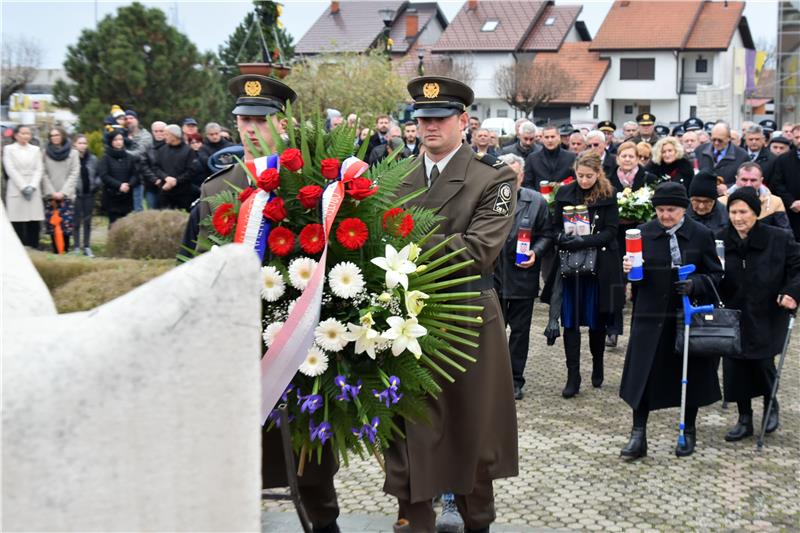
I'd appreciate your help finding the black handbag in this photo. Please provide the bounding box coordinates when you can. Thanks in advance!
[559,247,597,277]
[674,283,742,358]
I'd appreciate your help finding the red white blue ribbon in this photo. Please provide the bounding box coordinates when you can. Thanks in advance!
[233,154,280,261]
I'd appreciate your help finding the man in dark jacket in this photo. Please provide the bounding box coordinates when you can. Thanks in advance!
[501,121,540,160]
[494,153,553,400]
[769,128,800,240]
[687,170,728,235]
[154,124,197,210]
[367,125,402,166]
[696,121,749,189]
[197,122,233,176]
[523,124,576,190]
[629,113,660,146]
[719,163,792,232]
[365,114,391,156]
[743,125,775,185]
[143,121,167,209]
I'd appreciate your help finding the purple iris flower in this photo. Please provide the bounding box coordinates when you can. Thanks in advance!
[335,375,363,402]
[352,417,380,444]
[310,419,331,445]
[372,388,391,408]
[267,409,294,428]
[373,376,403,408]
[298,393,323,414]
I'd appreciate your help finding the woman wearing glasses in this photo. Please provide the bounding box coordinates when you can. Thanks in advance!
[42,126,79,253]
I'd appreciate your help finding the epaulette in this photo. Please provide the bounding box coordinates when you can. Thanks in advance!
[202,164,234,185]
[474,151,506,170]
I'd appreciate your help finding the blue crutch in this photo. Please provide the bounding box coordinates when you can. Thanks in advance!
[677,264,715,448]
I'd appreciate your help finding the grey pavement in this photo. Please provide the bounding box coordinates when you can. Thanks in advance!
[262,306,799,532]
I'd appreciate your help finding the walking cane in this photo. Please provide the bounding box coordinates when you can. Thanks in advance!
[677,264,714,448]
[757,308,796,450]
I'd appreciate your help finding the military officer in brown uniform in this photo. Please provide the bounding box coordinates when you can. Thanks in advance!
[180,74,341,533]
[630,112,661,146]
[385,76,519,532]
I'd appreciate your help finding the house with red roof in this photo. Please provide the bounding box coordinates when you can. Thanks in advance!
[430,0,597,123]
[589,0,755,126]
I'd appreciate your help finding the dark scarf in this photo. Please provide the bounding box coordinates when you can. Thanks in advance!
[107,146,128,160]
[46,139,72,161]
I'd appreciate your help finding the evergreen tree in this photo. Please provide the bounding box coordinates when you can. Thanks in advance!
[53,2,225,130]
[217,1,294,79]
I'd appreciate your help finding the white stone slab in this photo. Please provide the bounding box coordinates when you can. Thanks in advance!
[1,204,57,318]
[2,244,263,532]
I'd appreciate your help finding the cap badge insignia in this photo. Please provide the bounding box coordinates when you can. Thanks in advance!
[244,80,262,97]
[423,82,440,99]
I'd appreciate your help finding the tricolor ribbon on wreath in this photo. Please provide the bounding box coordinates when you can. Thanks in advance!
[235,154,370,424]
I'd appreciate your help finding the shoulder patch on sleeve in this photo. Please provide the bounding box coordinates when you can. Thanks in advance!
[202,165,233,185]
[474,151,506,169]
[492,183,513,216]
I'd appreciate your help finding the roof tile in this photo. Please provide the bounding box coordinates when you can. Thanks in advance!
[432,1,546,52]
[388,4,442,54]
[590,0,705,51]
[295,1,406,55]
[532,42,610,104]
[520,5,582,52]
[684,1,744,50]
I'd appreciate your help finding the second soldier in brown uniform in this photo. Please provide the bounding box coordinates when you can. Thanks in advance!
[384,76,519,532]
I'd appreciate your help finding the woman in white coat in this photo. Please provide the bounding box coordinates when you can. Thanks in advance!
[3,125,44,248]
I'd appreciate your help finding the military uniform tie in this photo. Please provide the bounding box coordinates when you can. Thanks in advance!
[427,164,439,188]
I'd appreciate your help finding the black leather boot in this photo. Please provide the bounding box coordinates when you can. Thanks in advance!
[562,372,581,398]
[675,428,696,457]
[620,427,647,460]
[591,356,604,388]
[313,521,341,533]
[590,329,605,388]
[764,399,779,434]
[725,414,753,442]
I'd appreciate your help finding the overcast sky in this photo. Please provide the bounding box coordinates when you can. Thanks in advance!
[1,0,780,69]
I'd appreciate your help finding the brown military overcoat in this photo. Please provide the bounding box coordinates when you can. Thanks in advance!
[383,143,519,503]
[194,164,251,249]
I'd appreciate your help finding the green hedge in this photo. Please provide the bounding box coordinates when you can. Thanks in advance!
[106,209,189,259]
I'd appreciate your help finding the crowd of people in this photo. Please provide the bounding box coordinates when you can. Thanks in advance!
[4,67,799,532]
[2,107,237,254]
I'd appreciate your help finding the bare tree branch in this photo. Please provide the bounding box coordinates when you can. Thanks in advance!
[1,36,43,103]
[495,60,574,118]
[425,54,475,86]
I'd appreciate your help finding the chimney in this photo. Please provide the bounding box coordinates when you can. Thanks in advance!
[330,1,340,14]
[405,9,418,39]
[467,0,478,11]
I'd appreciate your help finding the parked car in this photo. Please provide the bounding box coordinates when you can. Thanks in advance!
[481,118,517,137]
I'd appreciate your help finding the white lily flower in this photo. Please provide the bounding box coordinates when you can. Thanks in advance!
[371,244,417,289]
[382,316,427,358]
[343,322,381,359]
[404,290,429,317]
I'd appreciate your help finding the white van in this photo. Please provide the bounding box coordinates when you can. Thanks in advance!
[480,118,517,137]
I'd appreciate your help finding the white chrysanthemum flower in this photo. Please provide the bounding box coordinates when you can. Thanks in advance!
[343,322,381,359]
[288,257,318,290]
[299,345,329,377]
[328,261,365,299]
[314,318,348,351]
[382,316,427,358]
[262,321,284,347]
[260,266,286,302]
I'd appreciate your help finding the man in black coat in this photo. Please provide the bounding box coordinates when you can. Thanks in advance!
[154,124,198,210]
[771,126,800,241]
[523,124,576,190]
[365,114,392,156]
[197,122,233,176]
[743,124,775,185]
[494,153,553,400]
[696,121,749,188]
[620,182,723,459]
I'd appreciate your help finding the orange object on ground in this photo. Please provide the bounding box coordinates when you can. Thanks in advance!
[50,200,65,254]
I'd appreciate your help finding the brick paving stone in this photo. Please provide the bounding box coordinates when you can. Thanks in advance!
[261,306,799,531]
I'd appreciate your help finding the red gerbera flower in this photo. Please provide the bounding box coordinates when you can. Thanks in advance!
[335,218,369,250]
[382,208,415,238]
[268,226,295,256]
[299,223,325,254]
[212,203,237,236]
[238,186,257,203]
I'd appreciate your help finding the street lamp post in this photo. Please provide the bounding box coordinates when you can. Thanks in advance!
[417,48,425,76]
[379,8,395,55]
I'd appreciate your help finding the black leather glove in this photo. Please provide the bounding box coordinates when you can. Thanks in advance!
[557,233,583,250]
[674,279,694,296]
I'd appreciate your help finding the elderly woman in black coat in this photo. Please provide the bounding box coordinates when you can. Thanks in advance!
[620,182,723,459]
[554,152,624,398]
[719,187,800,442]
